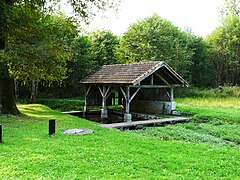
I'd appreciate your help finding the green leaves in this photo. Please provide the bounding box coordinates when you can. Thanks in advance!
[89,30,119,68]
[117,14,193,80]
[206,14,240,85]
[5,7,77,83]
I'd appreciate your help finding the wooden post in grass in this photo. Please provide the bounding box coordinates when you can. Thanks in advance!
[0,124,2,143]
[49,119,55,136]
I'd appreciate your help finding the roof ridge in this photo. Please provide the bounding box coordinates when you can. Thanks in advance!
[102,61,163,67]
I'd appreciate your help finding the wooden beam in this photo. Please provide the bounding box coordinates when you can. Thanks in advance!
[129,87,141,103]
[170,87,174,101]
[150,74,154,85]
[126,86,130,113]
[98,86,104,97]
[106,90,112,100]
[129,85,172,88]
[164,88,171,100]
[85,85,92,96]
[120,86,127,100]
[155,72,170,86]
[84,85,92,113]
[133,62,164,85]
[162,63,189,86]
[105,85,111,98]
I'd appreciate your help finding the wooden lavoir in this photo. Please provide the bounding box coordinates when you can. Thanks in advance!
[80,61,188,123]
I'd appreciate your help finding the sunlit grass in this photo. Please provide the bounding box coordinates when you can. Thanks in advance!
[176,97,240,108]
[0,103,239,179]
[132,97,240,148]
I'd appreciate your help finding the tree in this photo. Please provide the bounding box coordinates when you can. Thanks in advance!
[221,0,240,16]
[206,0,240,86]
[55,35,94,98]
[6,11,77,102]
[89,30,119,68]
[0,0,120,114]
[117,14,193,80]
[186,33,214,87]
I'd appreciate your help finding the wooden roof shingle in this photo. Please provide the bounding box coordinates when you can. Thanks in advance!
[80,61,188,86]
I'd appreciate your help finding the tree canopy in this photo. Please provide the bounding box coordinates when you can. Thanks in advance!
[206,0,240,86]
[1,0,240,114]
[117,14,194,80]
[0,0,120,114]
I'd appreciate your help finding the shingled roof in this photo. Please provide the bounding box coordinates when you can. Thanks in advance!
[80,61,188,86]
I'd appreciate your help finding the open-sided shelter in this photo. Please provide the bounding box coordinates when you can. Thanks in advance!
[80,61,188,122]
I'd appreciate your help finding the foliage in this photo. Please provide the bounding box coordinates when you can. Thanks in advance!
[70,35,94,79]
[68,0,121,22]
[186,34,214,87]
[0,0,120,114]
[0,104,239,179]
[206,1,240,86]
[221,0,240,16]
[50,35,94,98]
[117,14,194,80]
[6,10,77,83]
[89,29,120,68]
[206,16,240,86]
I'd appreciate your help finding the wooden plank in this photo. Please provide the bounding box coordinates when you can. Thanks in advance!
[129,85,172,88]
[97,117,189,129]
[129,85,185,88]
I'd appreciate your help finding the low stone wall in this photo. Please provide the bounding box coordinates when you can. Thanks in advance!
[131,100,176,114]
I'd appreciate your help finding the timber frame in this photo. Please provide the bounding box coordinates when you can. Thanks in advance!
[80,61,188,123]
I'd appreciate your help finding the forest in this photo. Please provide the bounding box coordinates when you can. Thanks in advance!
[0,0,240,114]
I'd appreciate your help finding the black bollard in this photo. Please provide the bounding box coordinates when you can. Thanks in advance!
[0,124,2,143]
[49,119,55,136]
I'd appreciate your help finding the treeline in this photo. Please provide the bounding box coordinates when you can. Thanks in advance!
[7,3,240,100]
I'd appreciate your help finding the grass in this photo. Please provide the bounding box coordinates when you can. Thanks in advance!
[132,97,240,147]
[175,86,240,98]
[35,98,85,112]
[0,99,240,179]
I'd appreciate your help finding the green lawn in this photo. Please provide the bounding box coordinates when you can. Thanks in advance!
[0,98,240,179]
[132,97,240,147]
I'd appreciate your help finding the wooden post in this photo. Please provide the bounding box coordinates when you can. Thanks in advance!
[126,86,130,113]
[150,74,154,85]
[0,124,2,143]
[170,87,174,102]
[99,85,111,121]
[49,119,55,136]
[101,86,107,120]
[124,86,132,123]
[83,86,91,117]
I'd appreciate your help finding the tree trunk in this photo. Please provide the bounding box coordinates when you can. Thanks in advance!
[0,77,20,115]
[0,1,20,115]
[30,80,38,103]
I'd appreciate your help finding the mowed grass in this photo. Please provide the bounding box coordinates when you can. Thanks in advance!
[132,97,240,147]
[0,100,240,179]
